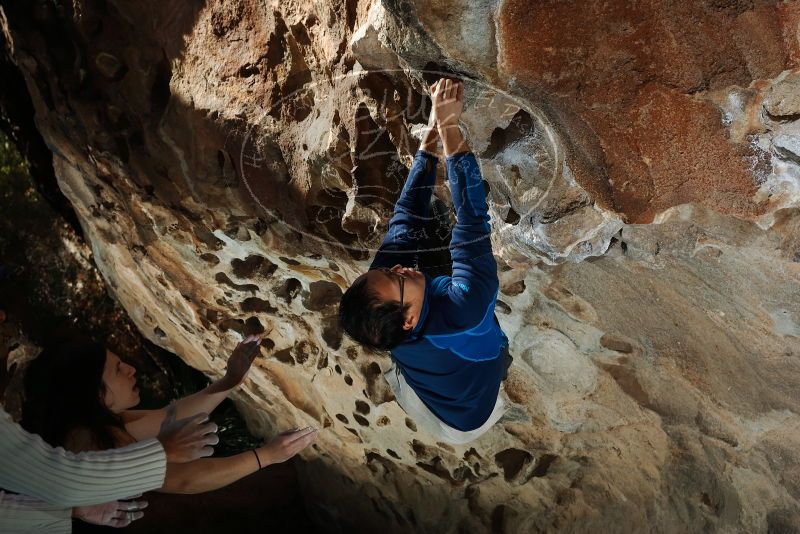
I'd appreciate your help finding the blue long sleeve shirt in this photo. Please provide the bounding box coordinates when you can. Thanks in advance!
[370,150,507,431]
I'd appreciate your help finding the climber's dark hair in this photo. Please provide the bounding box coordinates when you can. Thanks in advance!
[21,336,124,451]
[339,273,409,351]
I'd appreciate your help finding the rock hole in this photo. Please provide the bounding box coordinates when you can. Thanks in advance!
[334,364,342,374]
[223,223,250,241]
[531,454,558,478]
[420,61,468,86]
[365,451,396,476]
[243,317,265,335]
[219,318,245,334]
[352,413,369,426]
[362,361,394,405]
[275,278,302,303]
[411,440,428,459]
[322,415,332,429]
[494,448,533,481]
[376,416,390,427]
[200,253,220,265]
[344,374,353,386]
[321,316,343,349]
[194,228,225,250]
[501,280,526,296]
[344,0,358,30]
[264,15,287,72]
[316,354,328,369]
[355,400,370,415]
[215,272,258,293]
[415,457,463,484]
[231,254,278,279]
[238,63,259,77]
[452,465,477,484]
[386,449,400,459]
[154,326,166,338]
[464,448,483,460]
[336,414,349,424]
[599,333,634,353]
[241,297,277,313]
[149,56,172,115]
[482,109,535,159]
[291,341,318,365]
[273,348,295,365]
[496,300,511,314]
[302,280,342,311]
[504,206,521,225]
[405,418,417,432]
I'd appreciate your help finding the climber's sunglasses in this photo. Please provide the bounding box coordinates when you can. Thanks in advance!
[375,267,405,306]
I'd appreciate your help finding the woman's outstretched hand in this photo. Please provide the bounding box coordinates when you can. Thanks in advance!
[157,404,218,463]
[219,335,262,390]
[73,499,148,528]
[256,427,319,466]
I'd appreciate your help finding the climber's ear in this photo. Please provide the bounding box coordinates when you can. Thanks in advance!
[402,311,415,331]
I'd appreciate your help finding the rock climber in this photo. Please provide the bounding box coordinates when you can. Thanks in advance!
[338,78,511,444]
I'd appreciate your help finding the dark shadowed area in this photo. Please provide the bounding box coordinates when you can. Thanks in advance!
[0,132,315,532]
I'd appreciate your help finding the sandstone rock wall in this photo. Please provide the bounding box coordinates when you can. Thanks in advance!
[2,0,799,532]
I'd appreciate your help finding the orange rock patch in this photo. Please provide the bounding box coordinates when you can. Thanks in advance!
[498,0,796,222]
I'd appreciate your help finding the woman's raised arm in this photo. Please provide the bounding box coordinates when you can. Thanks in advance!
[124,337,262,440]
[159,427,318,494]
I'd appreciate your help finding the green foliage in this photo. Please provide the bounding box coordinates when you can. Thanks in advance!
[0,132,28,176]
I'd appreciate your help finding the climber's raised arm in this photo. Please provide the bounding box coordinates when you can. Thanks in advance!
[433,80,499,332]
[371,83,441,269]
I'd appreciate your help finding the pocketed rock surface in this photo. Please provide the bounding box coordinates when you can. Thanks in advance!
[2,0,799,532]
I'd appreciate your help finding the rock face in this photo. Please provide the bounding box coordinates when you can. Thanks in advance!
[2,0,800,532]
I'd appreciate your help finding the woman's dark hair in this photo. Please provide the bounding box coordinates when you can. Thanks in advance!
[339,274,409,351]
[22,338,124,450]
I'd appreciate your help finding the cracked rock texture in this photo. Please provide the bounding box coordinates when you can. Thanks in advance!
[2,0,800,532]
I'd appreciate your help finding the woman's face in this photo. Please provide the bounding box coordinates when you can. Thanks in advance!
[101,351,140,413]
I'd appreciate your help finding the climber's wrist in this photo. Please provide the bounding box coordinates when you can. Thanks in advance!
[436,120,461,131]
[420,125,439,152]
